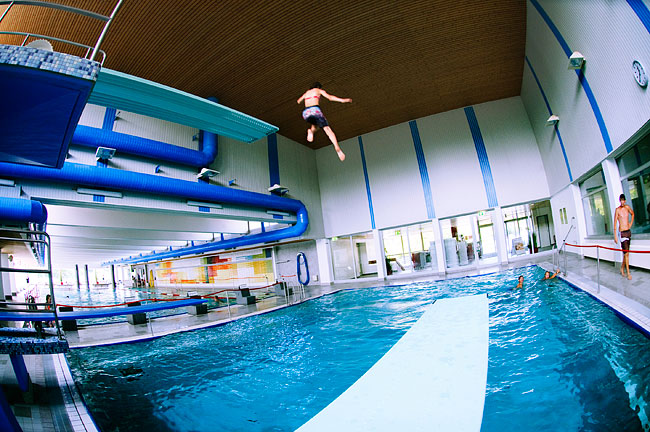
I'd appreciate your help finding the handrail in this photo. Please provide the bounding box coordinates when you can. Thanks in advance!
[563,242,649,294]
[565,243,650,253]
[0,31,107,64]
[0,0,123,63]
[0,226,62,338]
[0,1,110,21]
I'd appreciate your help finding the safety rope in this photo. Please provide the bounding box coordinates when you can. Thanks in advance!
[565,243,650,253]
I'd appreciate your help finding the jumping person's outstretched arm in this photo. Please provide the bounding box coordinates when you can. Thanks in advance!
[320,90,352,103]
[297,92,307,104]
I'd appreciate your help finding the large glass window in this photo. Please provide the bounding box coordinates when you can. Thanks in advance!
[382,222,436,274]
[331,232,378,280]
[617,134,650,234]
[580,170,612,236]
[440,215,475,268]
[477,210,498,264]
[331,236,355,280]
[503,200,555,257]
[352,232,378,277]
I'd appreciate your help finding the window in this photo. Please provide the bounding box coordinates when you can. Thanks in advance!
[579,170,612,236]
[331,232,378,280]
[381,222,436,274]
[331,236,355,280]
[440,215,475,268]
[502,200,555,257]
[617,133,650,235]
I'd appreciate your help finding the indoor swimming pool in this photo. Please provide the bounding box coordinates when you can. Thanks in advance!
[65,266,650,431]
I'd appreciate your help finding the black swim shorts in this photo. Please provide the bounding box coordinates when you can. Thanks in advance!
[302,106,329,128]
[620,229,631,252]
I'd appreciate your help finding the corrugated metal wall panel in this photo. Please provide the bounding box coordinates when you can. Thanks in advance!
[473,96,549,207]
[316,138,372,237]
[362,122,428,229]
[521,64,571,195]
[277,134,325,239]
[418,108,489,218]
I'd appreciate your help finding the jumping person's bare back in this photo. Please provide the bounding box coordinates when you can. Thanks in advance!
[297,83,351,161]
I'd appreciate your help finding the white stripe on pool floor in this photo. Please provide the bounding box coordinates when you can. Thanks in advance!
[296,293,489,432]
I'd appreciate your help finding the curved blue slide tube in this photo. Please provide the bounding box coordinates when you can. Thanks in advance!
[0,162,308,264]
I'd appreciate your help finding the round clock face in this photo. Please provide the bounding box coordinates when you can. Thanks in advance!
[633,60,648,88]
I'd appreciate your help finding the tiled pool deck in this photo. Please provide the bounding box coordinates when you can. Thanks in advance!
[1,252,649,431]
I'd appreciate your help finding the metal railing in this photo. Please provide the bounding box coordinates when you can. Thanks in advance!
[0,226,62,339]
[0,0,124,64]
[556,219,575,276]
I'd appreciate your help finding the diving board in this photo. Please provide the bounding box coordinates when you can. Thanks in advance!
[0,298,207,321]
[87,68,278,143]
[297,294,489,432]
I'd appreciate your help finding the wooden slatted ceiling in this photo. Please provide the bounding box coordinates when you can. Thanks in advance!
[0,0,526,149]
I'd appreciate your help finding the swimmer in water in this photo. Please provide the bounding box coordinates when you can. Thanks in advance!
[515,275,524,289]
[297,82,352,161]
[542,269,560,280]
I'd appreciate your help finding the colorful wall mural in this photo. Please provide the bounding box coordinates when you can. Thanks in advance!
[153,248,274,286]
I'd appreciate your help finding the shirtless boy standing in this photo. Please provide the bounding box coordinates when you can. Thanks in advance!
[614,194,635,280]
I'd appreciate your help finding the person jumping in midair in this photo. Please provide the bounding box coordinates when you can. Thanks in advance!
[297,82,351,161]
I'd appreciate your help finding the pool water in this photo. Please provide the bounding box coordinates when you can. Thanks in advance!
[66,266,650,431]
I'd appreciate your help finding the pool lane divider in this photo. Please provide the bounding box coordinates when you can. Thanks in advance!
[296,294,489,432]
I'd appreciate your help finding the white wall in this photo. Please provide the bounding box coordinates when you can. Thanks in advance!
[316,138,373,237]
[317,96,550,237]
[418,108,488,218]
[524,0,650,271]
[474,97,549,207]
[362,123,428,228]
[277,134,325,239]
[521,0,650,192]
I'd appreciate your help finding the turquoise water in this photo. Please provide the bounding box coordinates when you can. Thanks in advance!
[66,266,650,431]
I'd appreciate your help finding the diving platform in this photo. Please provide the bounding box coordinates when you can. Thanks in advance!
[0,44,100,169]
[297,294,489,432]
[87,68,279,143]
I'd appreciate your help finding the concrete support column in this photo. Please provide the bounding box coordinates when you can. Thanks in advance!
[75,264,80,289]
[316,238,334,285]
[373,229,386,280]
[84,264,90,289]
[602,158,624,232]
[0,253,14,299]
[432,219,446,273]
[110,265,116,288]
[570,183,588,255]
[492,207,509,265]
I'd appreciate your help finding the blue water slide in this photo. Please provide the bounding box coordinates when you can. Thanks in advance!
[0,197,48,224]
[0,162,308,264]
[72,96,219,168]
[72,125,217,168]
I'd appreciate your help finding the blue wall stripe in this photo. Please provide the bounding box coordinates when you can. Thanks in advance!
[464,107,499,208]
[102,107,116,130]
[524,56,573,181]
[267,133,280,187]
[408,120,436,219]
[529,0,613,154]
[358,136,376,229]
[627,0,650,35]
